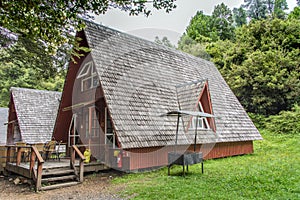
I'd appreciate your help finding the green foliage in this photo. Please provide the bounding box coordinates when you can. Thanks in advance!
[185,11,217,43]
[0,0,176,55]
[177,34,210,60]
[247,112,267,129]
[288,6,300,20]
[112,131,300,199]
[243,0,288,20]
[185,4,235,43]
[243,0,268,20]
[265,104,300,134]
[154,36,175,49]
[207,18,300,115]
[0,38,65,107]
[273,0,289,19]
[233,7,247,27]
[211,3,235,41]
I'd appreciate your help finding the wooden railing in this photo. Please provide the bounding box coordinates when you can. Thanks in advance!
[70,145,85,182]
[6,145,44,191]
[30,146,44,191]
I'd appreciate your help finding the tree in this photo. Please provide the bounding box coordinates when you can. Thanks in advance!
[0,37,65,107]
[273,0,288,19]
[243,0,268,20]
[233,7,247,27]
[212,3,235,40]
[288,6,300,19]
[207,18,300,115]
[177,34,211,60]
[154,36,175,48]
[266,0,289,19]
[265,0,275,14]
[297,0,300,6]
[0,0,176,107]
[186,3,236,43]
[0,0,176,54]
[185,11,217,43]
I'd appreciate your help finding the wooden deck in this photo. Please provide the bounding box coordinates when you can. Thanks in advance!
[4,145,111,191]
[6,159,109,178]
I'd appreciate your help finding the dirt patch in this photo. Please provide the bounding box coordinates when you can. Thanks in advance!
[0,170,127,200]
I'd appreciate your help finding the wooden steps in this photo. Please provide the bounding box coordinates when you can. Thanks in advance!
[40,167,79,191]
[42,168,74,176]
[40,181,79,191]
[42,174,77,183]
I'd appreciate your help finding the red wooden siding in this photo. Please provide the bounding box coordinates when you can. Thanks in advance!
[53,31,101,143]
[124,141,254,171]
[7,95,19,144]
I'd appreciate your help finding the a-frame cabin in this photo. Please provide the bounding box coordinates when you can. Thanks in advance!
[53,21,262,172]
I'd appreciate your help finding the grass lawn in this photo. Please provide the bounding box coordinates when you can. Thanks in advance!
[112,130,300,199]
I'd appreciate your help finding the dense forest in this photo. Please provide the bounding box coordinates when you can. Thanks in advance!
[0,0,299,133]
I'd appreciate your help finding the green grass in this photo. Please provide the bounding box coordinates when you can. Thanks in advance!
[112,130,300,199]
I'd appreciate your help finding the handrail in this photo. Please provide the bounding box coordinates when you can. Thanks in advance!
[72,145,85,160]
[31,146,44,163]
[70,145,85,183]
[29,146,44,192]
[6,145,44,191]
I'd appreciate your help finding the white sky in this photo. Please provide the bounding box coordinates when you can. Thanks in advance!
[95,0,298,45]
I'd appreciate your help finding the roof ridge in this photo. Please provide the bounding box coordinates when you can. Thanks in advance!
[84,19,212,64]
[10,87,61,95]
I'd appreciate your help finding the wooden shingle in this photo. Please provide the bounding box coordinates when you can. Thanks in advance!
[11,87,61,144]
[83,21,262,149]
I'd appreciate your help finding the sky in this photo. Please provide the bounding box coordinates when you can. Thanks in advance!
[95,0,298,45]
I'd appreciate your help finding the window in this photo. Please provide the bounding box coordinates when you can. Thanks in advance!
[189,102,210,130]
[77,61,99,92]
[85,107,100,138]
[105,107,116,148]
[90,108,99,137]
[77,61,92,79]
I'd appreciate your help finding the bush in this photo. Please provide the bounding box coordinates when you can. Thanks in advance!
[247,112,266,129]
[264,105,300,134]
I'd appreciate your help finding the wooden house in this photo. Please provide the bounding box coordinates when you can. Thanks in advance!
[7,87,61,145]
[53,21,262,171]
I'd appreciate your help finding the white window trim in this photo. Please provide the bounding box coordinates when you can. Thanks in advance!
[77,61,93,79]
[86,106,100,138]
[189,102,210,130]
[198,102,210,128]
[81,73,98,92]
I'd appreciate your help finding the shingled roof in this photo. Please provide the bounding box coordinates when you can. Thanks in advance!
[83,21,262,149]
[11,87,61,144]
[0,108,8,144]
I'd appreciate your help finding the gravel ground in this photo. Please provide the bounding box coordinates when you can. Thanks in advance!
[0,170,127,200]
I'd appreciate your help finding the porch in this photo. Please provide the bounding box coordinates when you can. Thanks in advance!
[4,145,109,191]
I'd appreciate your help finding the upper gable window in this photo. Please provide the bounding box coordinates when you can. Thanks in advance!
[190,102,210,130]
[77,61,99,92]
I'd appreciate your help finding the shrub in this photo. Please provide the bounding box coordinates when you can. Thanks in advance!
[247,112,266,129]
[264,104,300,134]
